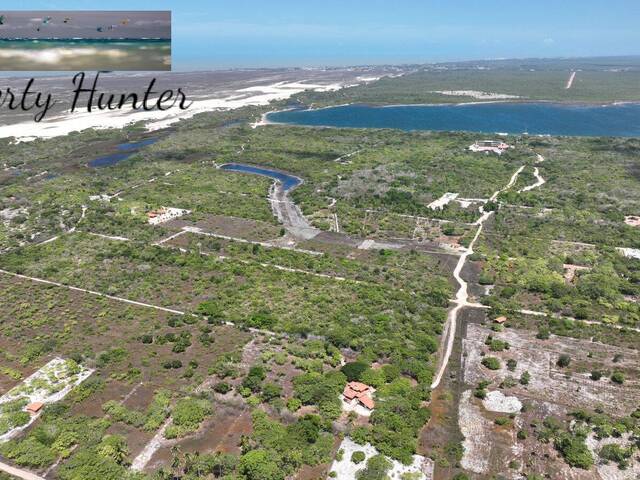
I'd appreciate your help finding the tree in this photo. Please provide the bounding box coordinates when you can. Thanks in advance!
[239,449,283,480]
[356,454,392,480]
[341,362,369,382]
[351,451,366,464]
[290,415,322,443]
[97,435,129,465]
[360,368,386,388]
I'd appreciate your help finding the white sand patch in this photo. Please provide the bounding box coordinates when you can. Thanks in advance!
[0,80,355,142]
[330,437,433,480]
[430,90,521,100]
[482,390,522,413]
[428,192,458,210]
[0,357,94,443]
[458,390,491,474]
[618,247,640,260]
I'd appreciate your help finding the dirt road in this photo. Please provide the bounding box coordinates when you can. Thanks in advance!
[431,164,528,389]
[0,461,45,480]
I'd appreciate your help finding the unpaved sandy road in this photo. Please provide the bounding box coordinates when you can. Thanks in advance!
[0,462,45,480]
[431,158,544,389]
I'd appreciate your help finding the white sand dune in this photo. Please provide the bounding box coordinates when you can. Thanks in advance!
[0,76,379,142]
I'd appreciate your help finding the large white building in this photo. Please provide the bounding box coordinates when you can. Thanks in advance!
[469,140,510,154]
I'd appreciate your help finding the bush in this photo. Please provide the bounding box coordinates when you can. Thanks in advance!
[162,360,182,369]
[520,371,531,385]
[164,398,212,439]
[351,450,366,464]
[481,357,501,370]
[487,339,510,352]
[557,354,571,368]
[554,433,593,469]
[286,397,302,412]
[536,327,550,340]
[599,443,632,467]
[610,371,625,384]
[590,370,602,381]
[261,383,283,402]
[212,382,232,394]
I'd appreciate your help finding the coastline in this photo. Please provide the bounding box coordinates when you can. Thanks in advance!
[0,74,386,142]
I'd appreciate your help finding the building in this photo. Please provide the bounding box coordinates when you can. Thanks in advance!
[469,140,510,154]
[342,381,375,411]
[26,402,44,415]
[147,207,191,225]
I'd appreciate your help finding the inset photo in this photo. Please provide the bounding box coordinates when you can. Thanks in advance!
[0,11,171,70]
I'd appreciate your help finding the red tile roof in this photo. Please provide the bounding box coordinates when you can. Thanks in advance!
[347,381,370,392]
[26,402,44,414]
[358,395,375,410]
[343,386,358,400]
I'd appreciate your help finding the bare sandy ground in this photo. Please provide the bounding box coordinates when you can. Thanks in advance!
[0,68,397,142]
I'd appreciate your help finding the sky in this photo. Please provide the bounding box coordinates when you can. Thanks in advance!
[6,0,640,70]
[0,11,170,39]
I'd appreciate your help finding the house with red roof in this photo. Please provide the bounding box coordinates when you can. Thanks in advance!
[342,381,375,412]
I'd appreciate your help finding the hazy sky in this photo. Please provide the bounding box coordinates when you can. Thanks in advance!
[0,11,170,39]
[6,0,640,69]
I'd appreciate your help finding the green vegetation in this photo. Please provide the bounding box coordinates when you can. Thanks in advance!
[481,356,501,370]
[165,397,213,439]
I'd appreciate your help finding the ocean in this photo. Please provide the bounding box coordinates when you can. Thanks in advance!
[0,38,171,71]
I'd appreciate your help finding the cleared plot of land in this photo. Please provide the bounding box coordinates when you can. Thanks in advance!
[462,324,640,415]
[458,323,640,479]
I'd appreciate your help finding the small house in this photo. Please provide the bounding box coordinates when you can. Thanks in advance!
[26,402,44,415]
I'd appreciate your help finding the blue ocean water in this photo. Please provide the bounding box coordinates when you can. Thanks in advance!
[267,103,640,137]
[220,163,301,191]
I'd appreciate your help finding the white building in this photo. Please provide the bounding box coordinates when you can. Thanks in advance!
[147,207,191,225]
[469,140,510,155]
